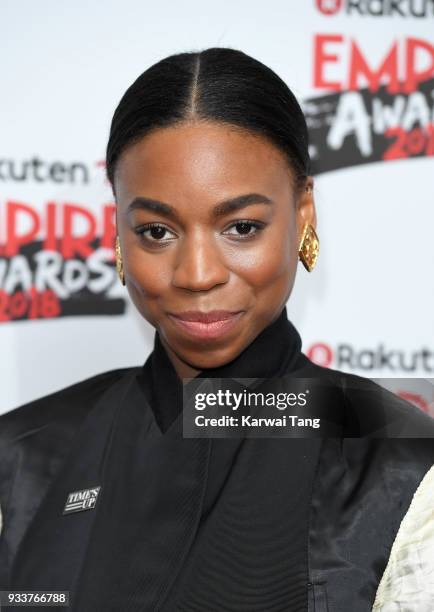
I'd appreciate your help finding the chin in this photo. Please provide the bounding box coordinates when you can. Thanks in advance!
[182,345,239,370]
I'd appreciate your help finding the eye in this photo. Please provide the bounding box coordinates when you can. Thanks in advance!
[223,220,265,239]
[135,223,176,244]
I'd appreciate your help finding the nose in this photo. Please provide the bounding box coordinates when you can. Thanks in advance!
[171,230,229,291]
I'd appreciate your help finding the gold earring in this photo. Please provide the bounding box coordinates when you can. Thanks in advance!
[298,223,319,272]
[115,235,125,286]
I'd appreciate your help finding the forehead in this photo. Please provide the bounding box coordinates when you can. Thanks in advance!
[114,121,294,207]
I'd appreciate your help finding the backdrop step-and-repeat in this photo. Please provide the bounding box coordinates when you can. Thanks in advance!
[1,0,433,415]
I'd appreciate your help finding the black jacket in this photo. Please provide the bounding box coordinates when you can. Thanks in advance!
[1,310,433,611]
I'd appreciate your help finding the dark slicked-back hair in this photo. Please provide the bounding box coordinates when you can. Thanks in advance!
[106,47,310,194]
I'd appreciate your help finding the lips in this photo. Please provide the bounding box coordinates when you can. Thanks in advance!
[169,310,243,323]
[167,310,244,340]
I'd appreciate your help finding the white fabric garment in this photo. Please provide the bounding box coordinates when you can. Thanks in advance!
[372,463,434,611]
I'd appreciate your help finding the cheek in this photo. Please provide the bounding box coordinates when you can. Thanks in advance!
[123,250,172,324]
[126,252,171,297]
[230,225,297,289]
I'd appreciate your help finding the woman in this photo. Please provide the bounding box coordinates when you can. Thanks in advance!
[1,47,433,612]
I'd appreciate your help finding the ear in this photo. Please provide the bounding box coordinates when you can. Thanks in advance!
[115,206,121,237]
[296,176,317,243]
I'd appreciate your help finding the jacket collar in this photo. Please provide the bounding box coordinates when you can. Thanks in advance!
[140,305,304,433]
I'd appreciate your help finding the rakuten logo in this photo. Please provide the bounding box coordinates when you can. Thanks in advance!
[307,342,434,372]
[0,156,89,184]
[316,0,343,14]
[398,391,429,412]
[316,0,434,16]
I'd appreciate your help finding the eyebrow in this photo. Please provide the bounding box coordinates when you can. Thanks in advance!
[125,193,274,221]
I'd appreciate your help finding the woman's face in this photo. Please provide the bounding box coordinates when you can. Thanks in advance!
[114,120,316,377]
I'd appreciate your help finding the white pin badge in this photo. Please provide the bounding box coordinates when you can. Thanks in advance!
[63,486,101,515]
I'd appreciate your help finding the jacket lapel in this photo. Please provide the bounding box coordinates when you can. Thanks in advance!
[9,371,132,594]
[11,369,212,612]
